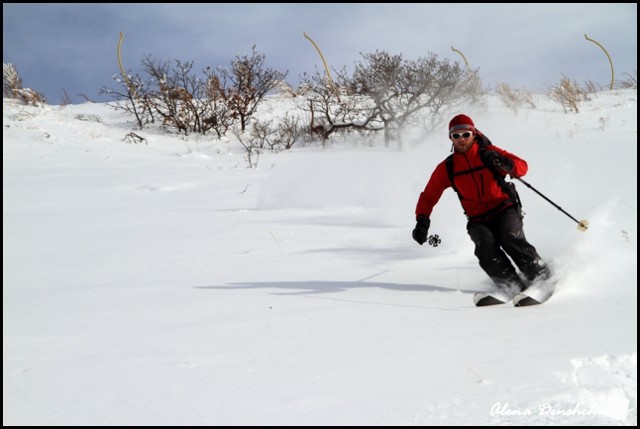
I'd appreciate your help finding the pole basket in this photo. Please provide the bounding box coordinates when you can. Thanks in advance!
[577,220,589,232]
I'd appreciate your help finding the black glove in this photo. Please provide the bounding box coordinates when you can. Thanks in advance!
[483,150,513,170]
[412,216,430,245]
[475,132,492,147]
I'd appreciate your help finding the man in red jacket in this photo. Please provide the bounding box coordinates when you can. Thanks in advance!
[412,114,550,293]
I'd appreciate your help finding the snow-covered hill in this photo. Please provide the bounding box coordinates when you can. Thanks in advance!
[3,91,637,425]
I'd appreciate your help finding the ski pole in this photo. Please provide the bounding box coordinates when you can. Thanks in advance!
[494,161,589,232]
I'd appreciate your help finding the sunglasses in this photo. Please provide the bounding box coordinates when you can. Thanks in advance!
[450,131,473,140]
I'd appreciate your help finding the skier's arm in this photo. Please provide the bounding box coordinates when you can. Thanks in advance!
[415,162,450,219]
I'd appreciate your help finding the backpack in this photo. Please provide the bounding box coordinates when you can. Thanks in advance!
[445,133,521,218]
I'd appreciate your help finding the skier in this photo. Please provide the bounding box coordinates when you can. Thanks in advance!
[412,114,551,294]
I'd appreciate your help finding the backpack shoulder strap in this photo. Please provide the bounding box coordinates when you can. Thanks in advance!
[476,133,522,207]
[445,154,460,196]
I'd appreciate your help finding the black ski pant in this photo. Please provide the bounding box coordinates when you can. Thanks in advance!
[467,206,549,290]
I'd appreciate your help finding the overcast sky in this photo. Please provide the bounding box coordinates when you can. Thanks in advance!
[3,3,637,104]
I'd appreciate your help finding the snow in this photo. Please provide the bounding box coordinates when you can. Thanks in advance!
[3,90,637,425]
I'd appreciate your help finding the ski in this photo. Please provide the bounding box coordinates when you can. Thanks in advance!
[473,292,511,306]
[513,291,552,307]
[474,278,557,307]
[513,294,543,306]
[513,280,557,307]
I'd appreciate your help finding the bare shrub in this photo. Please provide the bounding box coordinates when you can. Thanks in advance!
[457,68,487,106]
[233,123,267,168]
[75,114,102,123]
[13,88,46,105]
[3,63,21,97]
[273,79,297,97]
[77,93,95,103]
[583,80,602,94]
[201,72,238,138]
[103,57,238,137]
[548,76,589,113]
[598,116,610,130]
[616,71,637,89]
[298,68,381,146]
[9,110,37,121]
[348,51,472,147]
[3,63,46,105]
[101,72,154,129]
[267,113,302,151]
[496,82,536,114]
[141,57,202,135]
[59,89,72,107]
[234,114,304,168]
[217,45,288,132]
[520,91,537,109]
[122,132,148,145]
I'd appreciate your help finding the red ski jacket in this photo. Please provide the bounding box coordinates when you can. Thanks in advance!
[415,142,528,221]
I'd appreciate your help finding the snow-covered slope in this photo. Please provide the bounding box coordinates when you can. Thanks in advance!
[3,91,637,425]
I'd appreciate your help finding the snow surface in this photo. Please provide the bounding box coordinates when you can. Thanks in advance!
[3,90,637,425]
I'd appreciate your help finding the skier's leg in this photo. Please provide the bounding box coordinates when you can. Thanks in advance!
[468,220,526,291]
[497,207,551,282]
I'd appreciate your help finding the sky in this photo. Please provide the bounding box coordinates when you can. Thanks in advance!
[3,81,637,422]
[3,3,638,104]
